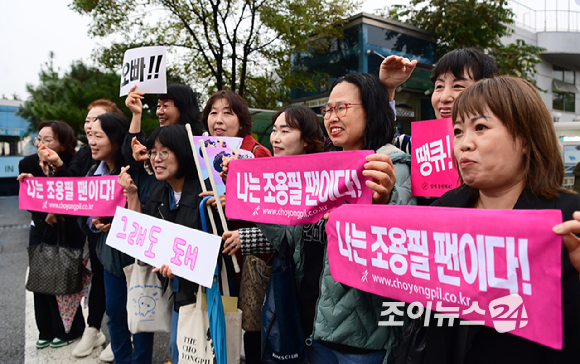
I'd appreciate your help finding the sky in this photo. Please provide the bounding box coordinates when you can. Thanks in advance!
[1,0,579,101]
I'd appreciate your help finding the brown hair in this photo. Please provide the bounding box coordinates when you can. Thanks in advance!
[452,76,565,199]
[272,105,324,154]
[38,120,78,159]
[201,90,253,137]
[87,99,124,116]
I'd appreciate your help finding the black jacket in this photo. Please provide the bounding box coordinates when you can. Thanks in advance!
[142,176,225,310]
[67,145,94,177]
[122,131,154,205]
[421,185,580,364]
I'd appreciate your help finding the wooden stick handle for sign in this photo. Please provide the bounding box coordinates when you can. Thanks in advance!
[185,124,218,236]
[198,139,240,273]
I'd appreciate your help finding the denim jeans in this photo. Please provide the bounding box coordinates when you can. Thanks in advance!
[170,277,180,364]
[307,340,387,364]
[103,268,154,364]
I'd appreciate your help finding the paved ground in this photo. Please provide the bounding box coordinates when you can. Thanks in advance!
[0,196,172,364]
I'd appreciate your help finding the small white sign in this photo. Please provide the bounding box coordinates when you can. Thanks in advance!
[106,207,221,287]
[119,46,168,96]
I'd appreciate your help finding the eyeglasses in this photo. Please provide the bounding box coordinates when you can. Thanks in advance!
[147,150,172,161]
[35,137,55,145]
[320,103,363,119]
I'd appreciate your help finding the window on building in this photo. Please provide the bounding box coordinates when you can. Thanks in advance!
[553,66,577,113]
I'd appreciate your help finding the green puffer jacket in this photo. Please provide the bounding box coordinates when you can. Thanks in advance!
[257,145,415,358]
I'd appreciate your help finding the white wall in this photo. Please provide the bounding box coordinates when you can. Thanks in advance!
[501,25,580,122]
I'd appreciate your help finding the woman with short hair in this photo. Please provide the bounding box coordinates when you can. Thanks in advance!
[415,76,580,363]
[18,120,87,349]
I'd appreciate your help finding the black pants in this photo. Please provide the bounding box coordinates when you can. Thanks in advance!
[87,234,106,329]
[34,292,85,341]
[245,331,263,364]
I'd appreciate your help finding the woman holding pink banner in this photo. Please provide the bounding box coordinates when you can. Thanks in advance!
[18,120,87,349]
[402,77,580,363]
[78,112,157,364]
[220,104,325,364]
[36,100,126,360]
[254,72,415,364]
[223,104,326,254]
[117,124,222,364]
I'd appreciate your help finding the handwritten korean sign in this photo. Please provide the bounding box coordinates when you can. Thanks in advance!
[225,151,374,225]
[411,118,460,197]
[120,46,167,96]
[19,176,125,216]
[326,204,563,349]
[106,207,221,287]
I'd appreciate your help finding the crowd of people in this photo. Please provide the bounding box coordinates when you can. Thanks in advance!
[18,47,580,364]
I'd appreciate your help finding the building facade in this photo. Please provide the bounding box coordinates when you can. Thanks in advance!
[0,99,33,195]
[290,13,438,136]
[505,1,580,182]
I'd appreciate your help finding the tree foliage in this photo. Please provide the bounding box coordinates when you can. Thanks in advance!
[69,0,357,109]
[17,54,159,141]
[382,0,545,86]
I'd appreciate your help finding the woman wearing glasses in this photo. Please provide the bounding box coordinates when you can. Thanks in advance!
[117,124,220,364]
[37,99,126,360]
[123,84,206,205]
[78,112,156,364]
[256,73,414,364]
[18,120,87,349]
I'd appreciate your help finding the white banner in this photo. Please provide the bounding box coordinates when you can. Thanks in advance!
[119,46,167,96]
[106,207,221,287]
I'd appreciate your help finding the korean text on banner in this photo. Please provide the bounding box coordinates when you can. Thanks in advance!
[106,207,221,288]
[326,204,563,349]
[119,46,167,96]
[225,150,374,225]
[19,176,126,216]
[411,118,459,197]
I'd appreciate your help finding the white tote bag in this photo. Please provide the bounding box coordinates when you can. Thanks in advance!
[224,307,242,364]
[177,285,216,364]
[124,260,173,333]
[200,291,243,364]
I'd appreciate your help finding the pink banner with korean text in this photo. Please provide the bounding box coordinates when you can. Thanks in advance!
[225,151,374,225]
[411,118,460,197]
[19,176,126,216]
[326,204,563,349]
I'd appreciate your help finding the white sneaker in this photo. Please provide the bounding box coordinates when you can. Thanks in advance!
[72,327,106,357]
[99,342,114,362]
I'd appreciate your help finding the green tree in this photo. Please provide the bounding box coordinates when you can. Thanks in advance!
[69,0,357,109]
[382,0,545,86]
[17,53,160,141]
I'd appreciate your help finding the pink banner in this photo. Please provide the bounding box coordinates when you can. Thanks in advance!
[225,151,374,225]
[411,118,460,197]
[326,204,563,349]
[19,176,126,216]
